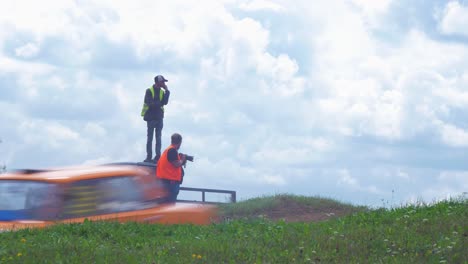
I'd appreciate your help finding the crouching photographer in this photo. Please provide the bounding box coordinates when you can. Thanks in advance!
[156,133,194,203]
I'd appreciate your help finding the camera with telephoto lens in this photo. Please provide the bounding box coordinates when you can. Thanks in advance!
[181,153,194,162]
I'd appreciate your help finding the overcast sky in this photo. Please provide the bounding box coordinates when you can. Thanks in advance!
[1,0,467,207]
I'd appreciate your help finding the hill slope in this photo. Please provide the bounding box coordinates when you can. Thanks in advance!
[219,194,368,222]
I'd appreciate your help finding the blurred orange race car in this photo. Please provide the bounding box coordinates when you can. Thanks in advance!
[0,164,217,231]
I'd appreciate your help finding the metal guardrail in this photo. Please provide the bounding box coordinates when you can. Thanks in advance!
[105,162,237,204]
[177,187,236,204]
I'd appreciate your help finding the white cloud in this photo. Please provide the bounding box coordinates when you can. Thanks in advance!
[0,0,75,37]
[433,86,468,108]
[416,186,465,205]
[84,123,107,138]
[0,56,55,76]
[439,171,468,189]
[46,124,80,141]
[337,169,384,195]
[438,122,468,147]
[252,148,299,165]
[239,0,284,12]
[396,170,409,180]
[402,171,467,206]
[438,1,468,37]
[259,173,286,186]
[350,0,392,12]
[338,170,358,186]
[17,120,80,151]
[15,43,40,58]
[257,53,306,96]
[311,27,468,143]
[304,137,334,152]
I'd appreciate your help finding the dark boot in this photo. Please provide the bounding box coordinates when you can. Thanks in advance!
[152,155,160,163]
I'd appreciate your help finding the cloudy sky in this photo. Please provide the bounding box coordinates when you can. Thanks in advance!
[1,0,467,207]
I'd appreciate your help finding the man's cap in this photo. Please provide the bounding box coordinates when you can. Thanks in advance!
[154,75,168,83]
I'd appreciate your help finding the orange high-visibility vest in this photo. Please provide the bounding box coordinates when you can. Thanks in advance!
[156,145,182,182]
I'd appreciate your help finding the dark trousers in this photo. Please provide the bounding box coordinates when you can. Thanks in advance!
[146,119,163,159]
[160,179,180,203]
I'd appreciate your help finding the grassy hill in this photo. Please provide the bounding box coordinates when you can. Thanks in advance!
[218,194,368,222]
[0,194,466,263]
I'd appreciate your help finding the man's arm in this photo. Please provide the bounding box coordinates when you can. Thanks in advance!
[161,84,170,105]
[167,148,186,168]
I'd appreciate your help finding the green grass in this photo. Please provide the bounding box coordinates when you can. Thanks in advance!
[0,195,466,263]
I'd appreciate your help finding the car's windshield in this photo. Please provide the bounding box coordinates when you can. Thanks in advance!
[0,180,59,221]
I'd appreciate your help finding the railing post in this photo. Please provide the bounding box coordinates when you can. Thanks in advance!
[232,192,236,203]
[202,191,205,202]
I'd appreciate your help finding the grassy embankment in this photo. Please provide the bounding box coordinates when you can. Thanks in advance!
[0,194,466,263]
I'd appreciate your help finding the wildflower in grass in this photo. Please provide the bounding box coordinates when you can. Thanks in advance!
[21,238,26,243]
[192,254,196,258]
[422,218,428,222]
[17,253,22,257]
[197,255,202,259]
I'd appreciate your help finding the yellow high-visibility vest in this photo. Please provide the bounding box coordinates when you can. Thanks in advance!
[141,87,165,116]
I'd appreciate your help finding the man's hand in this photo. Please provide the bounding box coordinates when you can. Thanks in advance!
[172,154,186,168]
[180,154,187,165]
